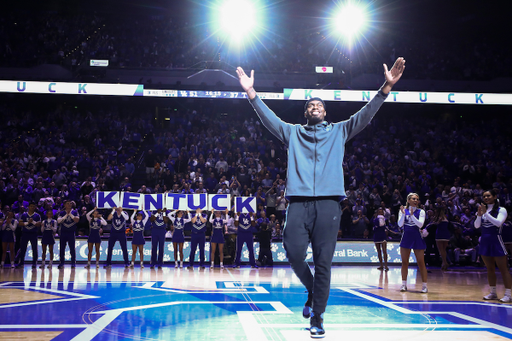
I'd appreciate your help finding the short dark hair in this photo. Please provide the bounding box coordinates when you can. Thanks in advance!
[304,97,326,112]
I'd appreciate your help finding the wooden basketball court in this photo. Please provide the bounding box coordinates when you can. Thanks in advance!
[0,265,511,340]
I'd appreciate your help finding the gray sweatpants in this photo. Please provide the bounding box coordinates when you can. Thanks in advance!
[283,198,341,315]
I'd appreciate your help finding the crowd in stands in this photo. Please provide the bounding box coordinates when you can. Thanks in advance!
[1,10,511,81]
[0,94,511,268]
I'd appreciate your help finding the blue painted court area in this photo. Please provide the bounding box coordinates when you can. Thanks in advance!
[0,266,511,340]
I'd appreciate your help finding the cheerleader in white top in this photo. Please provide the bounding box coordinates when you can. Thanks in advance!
[168,210,191,268]
[209,208,228,269]
[85,208,107,269]
[40,210,57,269]
[475,189,512,303]
[130,210,149,268]
[398,193,428,293]
[1,211,17,268]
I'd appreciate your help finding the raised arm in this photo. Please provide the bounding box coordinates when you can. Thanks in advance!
[99,216,107,226]
[199,214,207,223]
[142,211,149,225]
[236,67,292,144]
[183,212,191,224]
[86,209,95,222]
[130,210,137,224]
[343,57,405,141]
[107,208,115,221]
[381,57,406,95]
[167,210,176,224]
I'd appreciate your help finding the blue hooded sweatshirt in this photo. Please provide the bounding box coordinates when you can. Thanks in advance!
[248,90,388,198]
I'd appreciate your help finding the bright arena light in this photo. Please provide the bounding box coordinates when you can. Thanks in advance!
[217,0,258,42]
[334,2,367,41]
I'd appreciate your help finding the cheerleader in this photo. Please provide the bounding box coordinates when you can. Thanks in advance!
[209,209,228,269]
[398,193,428,293]
[168,210,191,268]
[85,208,106,269]
[149,208,169,269]
[475,190,512,302]
[40,210,57,269]
[105,207,130,268]
[188,208,208,269]
[433,207,451,271]
[130,210,149,268]
[234,211,257,268]
[1,212,17,268]
[372,208,389,271]
[17,202,41,268]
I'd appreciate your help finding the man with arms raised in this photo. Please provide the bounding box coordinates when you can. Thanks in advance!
[236,57,405,338]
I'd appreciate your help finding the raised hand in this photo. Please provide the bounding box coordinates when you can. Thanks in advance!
[383,57,406,86]
[236,67,256,99]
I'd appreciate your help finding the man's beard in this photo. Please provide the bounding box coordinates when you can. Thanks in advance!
[307,116,323,125]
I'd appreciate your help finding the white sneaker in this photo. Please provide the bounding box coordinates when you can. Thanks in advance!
[84,264,90,269]
[421,287,428,293]
[499,295,512,303]
[47,264,52,269]
[179,262,183,268]
[96,263,100,268]
[220,265,224,269]
[175,262,178,268]
[140,263,144,268]
[129,263,134,268]
[400,285,407,292]
[483,293,498,300]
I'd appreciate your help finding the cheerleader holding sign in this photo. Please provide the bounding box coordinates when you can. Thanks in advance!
[168,210,191,268]
[130,210,149,268]
[85,208,107,269]
[209,208,228,269]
